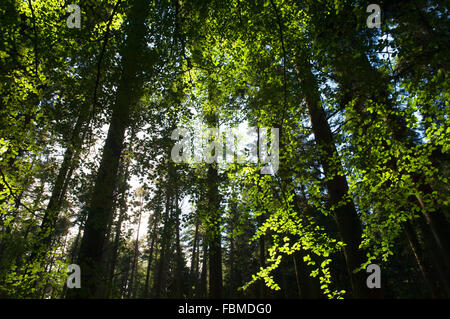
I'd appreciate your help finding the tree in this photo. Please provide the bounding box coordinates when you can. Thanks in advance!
[67,0,152,298]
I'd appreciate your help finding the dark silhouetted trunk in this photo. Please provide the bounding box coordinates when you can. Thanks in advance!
[189,216,200,297]
[403,220,443,298]
[129,205,142,299]
[153,181,172,298]
[174,185,184,298]
[207,164,222,299]
[198,236,208,298]
[144,210,159,298]
[66,0,151,298]
[204,84,223,299]
[31,112,86,266]
[295,54,374,298]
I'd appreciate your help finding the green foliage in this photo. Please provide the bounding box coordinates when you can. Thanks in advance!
[0,0,448,299]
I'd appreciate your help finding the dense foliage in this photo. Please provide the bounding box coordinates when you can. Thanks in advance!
[0,0,448,299]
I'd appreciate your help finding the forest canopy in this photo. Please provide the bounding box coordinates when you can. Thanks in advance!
[0,0,449,299]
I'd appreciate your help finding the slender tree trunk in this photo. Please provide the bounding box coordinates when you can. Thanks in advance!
[36,111,87,253]
[129,206,142,299]
[206,164,222,299]
[106,203,125,297]
[414,214,450,297]
[403,220,443,298]
[174,186,184,298]
[144,210,159,298]
[189,216,200,297]
[228,226,235,298]
[194,234,201,290]
[204,84,223,299]
[153,182,172,298]
[71,228,82,265]
[296,249,322,299]
[120,259,131,298]
[105,140,134,298]
[256,130,267,299]
[292,254,302,298]
[69,211,87,266]
[26,113,85,282]
[198,236,208,298]
[258,218,266,299]
[100,199,119,297]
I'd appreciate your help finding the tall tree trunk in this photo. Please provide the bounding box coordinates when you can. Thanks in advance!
[144,210,159,298]
[414,214,450,297]
[129,205,142,299]
[206,164,222,299]
[292,253,302,298]
[198,236,208,298]
[153,181,172,298]
[105,139,134,298]
[204,84,223,299]
[67,0,151,298]
[188,215,200,297]
[228,224,236,298]
[257,217,266,299]
[295,54,375,298]
[402,220,443,298]
[106,199,126,297]
[256,128,266,299]
[31,112,86,264]
[174,186,184,298]
[194,229,201,293]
